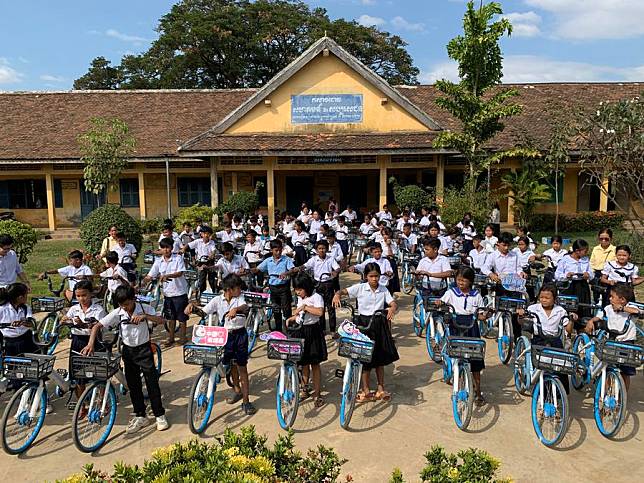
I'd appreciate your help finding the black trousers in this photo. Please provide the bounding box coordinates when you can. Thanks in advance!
[197,266,217,293]
[122,342,165,418]
[270,283,292,332]
[316,280,337,332]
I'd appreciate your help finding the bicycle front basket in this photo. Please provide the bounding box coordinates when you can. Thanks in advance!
[595,340,643,368]
[267,338,304,362]
[2,354,55,381]
[446,337,486,361]
[402,252,421,263]
[496,296,526,312]
[143,253,155,264]
[557,295,578,312]
[30,296,65,313]
[474,273,488,286]
[183,344,224,366]
[338,337,374,363]
[531,346,580,375]
[184,270,198,282]
[354,239,367,248]
[447,255,461,268]
[243,291,271,307]
[199,291,217,306]
[71,352,121,381]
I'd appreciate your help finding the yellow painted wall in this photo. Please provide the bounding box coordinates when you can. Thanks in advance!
[227,54,429,134]
[534,168,579,215]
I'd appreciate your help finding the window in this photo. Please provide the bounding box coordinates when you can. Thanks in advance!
[545,173,565,203]
[119,178,140,208]
[54,179,63,208]
[178,177,211,207]
[0,179,47,209]
[252,176,267,206]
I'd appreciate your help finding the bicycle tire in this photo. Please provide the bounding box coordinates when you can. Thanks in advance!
[497,312,513,365]
[1,383,46,455]
[402,265,414,295]
[412,295,423,337]
[452,363,474,430]
[187,368,216,434]
[72,381,117,453]
[531,375,569,447]
[151,342,162,375]
[571,333,591,390]
[276,364,300,430]
[593,369,627,438]
[340,362,360,429]
[426,314,445,364]
[513,336,531,396]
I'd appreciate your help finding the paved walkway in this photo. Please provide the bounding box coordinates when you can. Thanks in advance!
[2,275,643,482]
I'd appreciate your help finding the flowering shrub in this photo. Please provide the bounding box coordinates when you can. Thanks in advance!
[529,211,626,232]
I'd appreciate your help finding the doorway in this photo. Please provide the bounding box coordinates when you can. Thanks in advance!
[339,175,368,215]
[80,184,106,220]
[285,176,314,215]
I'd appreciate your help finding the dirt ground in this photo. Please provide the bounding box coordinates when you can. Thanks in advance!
[2,273,643,482]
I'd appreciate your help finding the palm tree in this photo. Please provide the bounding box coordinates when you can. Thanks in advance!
[501,170,552,227]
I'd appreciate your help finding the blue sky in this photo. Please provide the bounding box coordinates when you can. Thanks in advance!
[1,0,643,91]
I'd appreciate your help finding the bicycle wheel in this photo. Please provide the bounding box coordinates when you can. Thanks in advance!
[571,333,591,390]
[340,362,360,429]
[187,368,216,434]
[401,265,414,295]
[72,381,117,453]
[593,369,627,438]
[513,336,531,396]
[452,363,474,430]
[426,314,445,364]
[412,295,424,337]
[1,383,47,455]
[497,312,513,365]
[276,364,300,430]
[531,376,569,447]
[151,343,162,375]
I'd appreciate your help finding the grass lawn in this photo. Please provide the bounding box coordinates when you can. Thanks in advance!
[23,239,84,297]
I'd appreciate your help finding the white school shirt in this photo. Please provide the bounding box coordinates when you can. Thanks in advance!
[100,265,129,294]
[355,256,392,286]
[482,250,522,277]
[482,236,498,254]
[66,302,107,336]
[282,221,294,236]
[340,209,357,222]
[604,305,637,342]
[400,233,418,252]
[297,213,312,225]
[441,287,484,316]
[189,239,217,259]
[0,302,32,338]
[369,231,385,245]
[58,264,93,292]
[203,294,247,330]
[381,240,399,258]
[304,255,339,281]
[295,293,324,326]
[328,242,344,263]
[376,210,393,221]
[440,235,454,253]
[334,224,348,240]
[527,303,568,337]
[542,248,567,267]
[346,282,393,316]
[417,255,451,290]
[419,216,430,227]
[179,231,195,245]
[158,233,182,253]
[457,223,477,241]
[281,244,295,258]
[217,230,237,243]
[512,247,535,268]
[359,223,375,235]
[243,240,263,263]
[215,255,249,278]
[100,303,155,347]
[290,231,308,246]
[0,250,23,286]
[602,261,639,284]
[112,243,137,264]
[468,248,488,270]
[514,236,536,251]
[554,255,594,281]
[148,254,188,297]
[309,218,323,235]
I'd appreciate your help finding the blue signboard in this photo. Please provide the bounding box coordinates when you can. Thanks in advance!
[291,94,363,124]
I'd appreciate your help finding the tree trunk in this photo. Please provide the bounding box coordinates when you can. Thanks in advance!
[554,162,559,234]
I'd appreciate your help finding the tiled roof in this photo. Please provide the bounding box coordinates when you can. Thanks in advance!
[0,83,641,160]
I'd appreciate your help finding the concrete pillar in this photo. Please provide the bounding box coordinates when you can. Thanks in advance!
[507,168,516,225]
[378,155,388,209]
[231,172,238,194]
[267,157,276,229]
[436,155,445,203]
[137,167,147,220]
[44,169,56,231]
[599,176,609,212]
[210,158,219,225]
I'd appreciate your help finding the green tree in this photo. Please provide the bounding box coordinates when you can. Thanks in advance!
[0,220,39,264]
[432,1,526,195]
[388,177,434,213]
[73,57,123,90]
[78,117,136,206]
[500,169,551,228]
[74,0,419,89]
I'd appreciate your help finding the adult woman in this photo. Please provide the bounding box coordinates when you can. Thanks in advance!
[489,203,501,238]
[99,225,119,261]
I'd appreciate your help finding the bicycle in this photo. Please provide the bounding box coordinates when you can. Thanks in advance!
[489,294,527,365]
[244,290,273,354]
[30,295,66,355]
[571,308,643,438]
[266,320,305,430]
[437,304,486,431]
[400,249,420,295]
[513,312,578,446]
[352,238,368,265]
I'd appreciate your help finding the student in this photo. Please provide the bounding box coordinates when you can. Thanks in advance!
[186,274,257,414]
[286,273,327,407]
[316,223,329,242]
[308,211,323,244]
[584,284,642,391]
[555,239,593,317]
[481,224,498,254]
[600,245,642,308]
[333,262,398,402]
[290,220,309,266]
[194,218,207,236]
[215,242,249,279]
[400,223,418,254]
[590,228,616,284]
[100,251,130,308]
[179,222,195,246]
[360,214,377,236]
[247,216,262,235]
[541,235,567,267]
[254,239,298,332]
[339,205,357,223]
[512,236,536,268]
[143,238,189,347]
[376,204,393,222]
[334,216,350,257]
[369,221,386,245]
[426,223,450,253]
[0,283,37,356]
[187,226,218,294]
[113,232,137,281]
[468,235,488,271]
[82,285,169,432]
[231,215,245,232]
[38,249,93,302]
[297,206,312,225]
[276,234,295,258]
[418,207,431,227]
[441,227,460,254]
[303,240,341,335]
[217,222,239,243]
[457,212,477,253]
[381,227,400,294]
[259,225,273,257]
[0,234,30,288]
[157,225,182,254]
[439,267,488,405]
[350,243,393,288]
[513,226,536,251]
[243,229,264,284]
[415,238,452,295]
[396,211,415,231]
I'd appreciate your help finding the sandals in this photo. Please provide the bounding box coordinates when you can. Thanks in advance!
[314,396,326,408]
[356,391,376,403]
[475,394,486,407]
[299,387,311,400]
[375,390,392,401]
[226,391,242,405]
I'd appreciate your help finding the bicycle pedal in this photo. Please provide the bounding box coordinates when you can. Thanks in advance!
[334,369,344,378]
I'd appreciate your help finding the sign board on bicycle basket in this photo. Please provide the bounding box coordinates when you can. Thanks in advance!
[192,325,228,347]
[501,273,526,292]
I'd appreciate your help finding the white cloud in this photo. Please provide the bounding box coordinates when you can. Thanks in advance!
[525,0,644,39]
[40,74,66,83]
[0,58,23,84]
[503,11,541,37]
[421,55,644,83]
[390,16,425,32]
[105,29,148,45]
[358,14,386,27]
[361,0,376,5]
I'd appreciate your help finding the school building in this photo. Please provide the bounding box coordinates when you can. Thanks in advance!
[0,37,640,231]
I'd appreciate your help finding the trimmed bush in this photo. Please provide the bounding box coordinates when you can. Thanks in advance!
[440,186,492,229]
[79,204,142,255]
[0,219,40,264]
[175,203,216,228]
[529,211,626,232]
[216,190,259,219]
[389,179,434,213]
[138,216,167,235]
[60,426,345,483]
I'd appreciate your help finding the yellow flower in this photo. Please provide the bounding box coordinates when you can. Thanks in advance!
[224,446,239,458]
[448,467,459,479]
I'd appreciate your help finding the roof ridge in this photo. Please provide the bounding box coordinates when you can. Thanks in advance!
[0,88,259,95]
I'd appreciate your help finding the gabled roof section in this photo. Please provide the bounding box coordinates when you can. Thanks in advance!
[179,37,442,151]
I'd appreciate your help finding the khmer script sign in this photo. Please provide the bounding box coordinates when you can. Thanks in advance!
[291,94,363,124]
